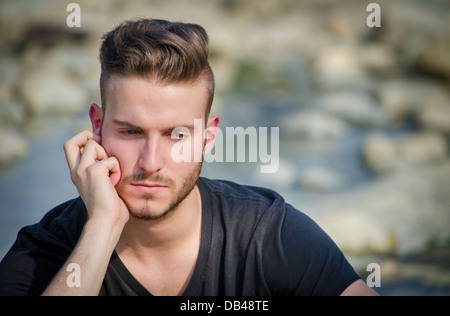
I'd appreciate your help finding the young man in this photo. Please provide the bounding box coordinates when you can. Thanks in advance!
[0,19,377,296]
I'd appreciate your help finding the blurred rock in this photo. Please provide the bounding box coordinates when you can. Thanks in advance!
[419,105,450,136]
[419,36,450,81]
[44,44,98,79]
[363,133,397,175]
[210,56,239,92]
[307,161,450,255]
[282,110,349,141]
[19,58,88,117]
[363,131,449,176]
[0,101,26,127]
[0,127,29,166]
[377,80,422,126]
[397,132,449,167]
[312,45,369,89]
[298,166,345,191]
[377,79,450,127]
[314,90,388,127]
[416,89,450,135]
[255,158,298,191]
[358,43,399,77]
[381,0,448,69]
[0,56,24,125]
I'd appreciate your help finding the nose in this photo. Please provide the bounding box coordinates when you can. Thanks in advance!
[137,136,163,175]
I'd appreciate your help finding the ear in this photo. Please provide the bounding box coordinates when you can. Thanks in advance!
[204,115,220,156]
[89,103,103,141]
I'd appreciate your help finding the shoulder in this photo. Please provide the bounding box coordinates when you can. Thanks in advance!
[0,197,87,295]
[198,177,329,258]
[198,178,342,245]
[198,177,310,233]
[198,178,360,295]
[198,177,285,208]
[19,197,87,250]
[199,177,289,231]
[261,203,361,296]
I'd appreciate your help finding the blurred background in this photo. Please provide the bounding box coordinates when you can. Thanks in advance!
[0,0,449,295]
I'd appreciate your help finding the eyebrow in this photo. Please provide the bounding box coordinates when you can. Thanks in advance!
[112,119,197,132]
[112,119,142,130]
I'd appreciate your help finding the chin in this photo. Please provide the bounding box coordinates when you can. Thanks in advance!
[120,195,173,221]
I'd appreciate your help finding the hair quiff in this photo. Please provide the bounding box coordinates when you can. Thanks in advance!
[99,18,215,114]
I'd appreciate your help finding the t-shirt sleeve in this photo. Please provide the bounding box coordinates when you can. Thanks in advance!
[0,198,85,296]
[0,226,72,296]
[262,204,360,296]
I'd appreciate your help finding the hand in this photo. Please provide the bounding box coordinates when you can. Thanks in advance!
[63,130,129,228]
[43,130,129,296]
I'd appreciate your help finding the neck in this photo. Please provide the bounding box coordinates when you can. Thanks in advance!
[116,185,202,255]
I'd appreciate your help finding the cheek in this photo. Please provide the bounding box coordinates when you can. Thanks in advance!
[101,138,135,174]
[172,161,202,183]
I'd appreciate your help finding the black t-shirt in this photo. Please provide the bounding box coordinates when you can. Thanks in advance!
[0,177,360,296]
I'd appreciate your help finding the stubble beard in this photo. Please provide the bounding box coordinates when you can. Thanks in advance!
[118,162,203,221]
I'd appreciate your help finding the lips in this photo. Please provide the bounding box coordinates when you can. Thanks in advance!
[131,183,168,194]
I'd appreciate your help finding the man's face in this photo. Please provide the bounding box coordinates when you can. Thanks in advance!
[95,75,215,220]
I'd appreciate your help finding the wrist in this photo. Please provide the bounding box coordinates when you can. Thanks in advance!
[85,205,129,233]
[83,214,126,247]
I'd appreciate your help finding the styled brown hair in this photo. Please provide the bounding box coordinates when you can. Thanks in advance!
[99,18,215,116]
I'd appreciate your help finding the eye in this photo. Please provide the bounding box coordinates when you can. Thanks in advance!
[171,127,190,141]
[173,132,186,139]
[172,132,189,141]
[120,129,141,136]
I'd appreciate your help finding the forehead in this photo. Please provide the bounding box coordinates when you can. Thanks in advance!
[103,75,209,126]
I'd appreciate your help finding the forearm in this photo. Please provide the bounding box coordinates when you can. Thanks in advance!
[47,130,129,295]
[42,218,123,296]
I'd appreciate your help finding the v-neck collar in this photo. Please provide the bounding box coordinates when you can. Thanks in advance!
[108,177,213,296]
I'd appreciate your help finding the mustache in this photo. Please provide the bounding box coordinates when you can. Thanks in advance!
[125,172,174,186]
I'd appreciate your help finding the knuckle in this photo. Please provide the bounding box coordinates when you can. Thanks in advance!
[63,139,72,153]
[85,164,97,177]
[84,139,94,150]
[75,168,84,180]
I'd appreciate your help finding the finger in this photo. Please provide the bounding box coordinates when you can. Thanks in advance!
[77,140,109,174]
[63,130,94,172]
[95,156,121,187]
[82,139,108,162]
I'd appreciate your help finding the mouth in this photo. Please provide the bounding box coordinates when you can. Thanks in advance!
[130,183,168,194]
